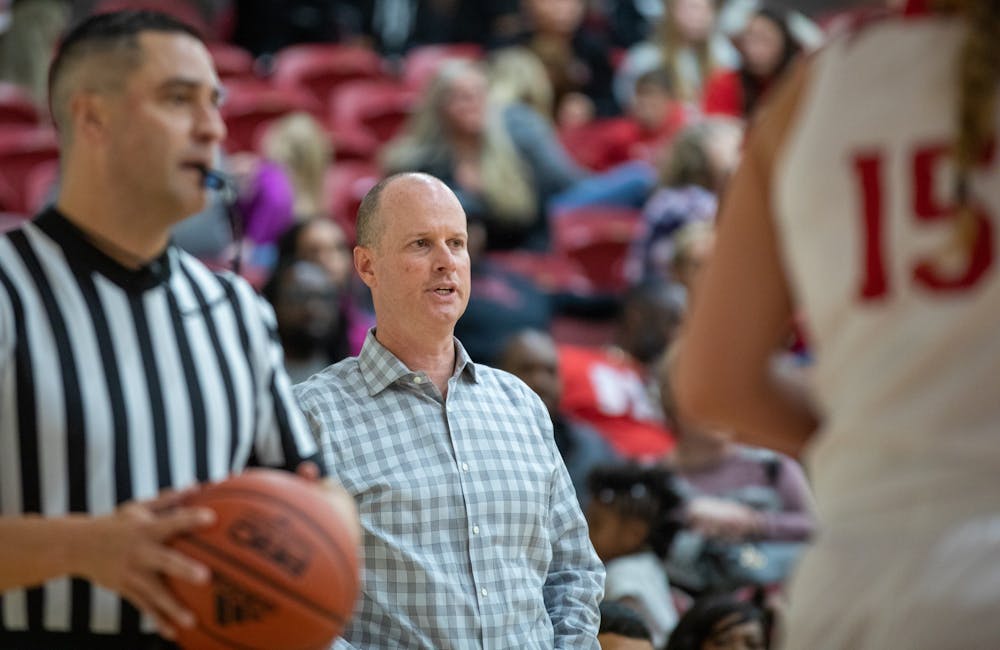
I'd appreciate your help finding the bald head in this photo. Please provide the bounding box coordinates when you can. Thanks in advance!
[355,172,464,250]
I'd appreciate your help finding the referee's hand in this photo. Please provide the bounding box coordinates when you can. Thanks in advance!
[73,487,216,640]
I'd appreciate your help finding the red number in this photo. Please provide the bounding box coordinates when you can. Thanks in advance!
[852,144,994,300]
[854,154,888,299]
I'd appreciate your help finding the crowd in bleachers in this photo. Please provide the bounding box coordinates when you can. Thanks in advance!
[0,1,839,647]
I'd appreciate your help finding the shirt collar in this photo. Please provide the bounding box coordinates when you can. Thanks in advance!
[33,206,173,292]
[357,328,478,396]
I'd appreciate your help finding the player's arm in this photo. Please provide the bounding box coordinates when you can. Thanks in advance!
[0,488,215,639]
[671,60,820,458]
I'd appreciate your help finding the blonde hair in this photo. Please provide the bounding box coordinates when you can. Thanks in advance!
[382,59,536,225]
[488,47,554,120]
[261,112,332,219]
[658,117,742,191]
[657,0,720,101]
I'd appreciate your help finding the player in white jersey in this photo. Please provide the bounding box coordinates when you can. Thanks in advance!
[672,0,1000,648]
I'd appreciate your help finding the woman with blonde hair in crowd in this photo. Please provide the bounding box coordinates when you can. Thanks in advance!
[674,0,1000,647]
[615,0,740,108]
[260,111,333,220]
[384,58,579,249]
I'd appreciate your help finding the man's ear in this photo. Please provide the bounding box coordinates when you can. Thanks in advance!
[354,245,376,289]
[72,91,111,142]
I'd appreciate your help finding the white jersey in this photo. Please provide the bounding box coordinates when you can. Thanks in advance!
[774,13,1000,523]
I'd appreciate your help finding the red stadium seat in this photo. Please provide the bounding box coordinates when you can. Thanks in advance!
[23,159,60,214]
[0,82,40,126]
[271,44,385,107]
[551,206,643,293]
[92,0,211,37]
[401,43,483,92]
[207,41,256,81]
[221,81,322,153]
[485,251,593,295]
[329,80,416,145]
[323,161,380,234]
[0,125,60,214]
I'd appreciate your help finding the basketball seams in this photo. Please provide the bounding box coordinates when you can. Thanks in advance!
[188,484,357,582]
[172,534,351,627]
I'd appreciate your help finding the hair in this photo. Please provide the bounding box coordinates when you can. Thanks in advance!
[635,67,676,97]
[488,47,554,120]
[657,0,721,101]
[599,600,654,641]
[671,220,716,280]
[658,118,742,190]
[261,112,333,219]
[738,6,801,115]
[587,463,684,560]
[354,173,403,249]
[665,594,765,650]
[932,0,1000,250]
[381,59,536,225]
[48,10,201,138]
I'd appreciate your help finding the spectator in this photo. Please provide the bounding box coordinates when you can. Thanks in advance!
[273,217,373,356]
[294,172,604,648]
[0,0,70,105]
[489,46,590,192]
[615,0,739,107]
[625,117,742,284]
[498,328,620,507]
[263,259,344,382]
[563,67,694,172]
[559,281,684,459]
[588,463,684,648]
[599,599,657,650]
[383,59,547,249]
[665,594,768,650]
[259,111,333,221]
[702,6,802,119]
[499,0,619,125]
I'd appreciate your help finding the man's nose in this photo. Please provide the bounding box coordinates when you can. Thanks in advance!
[433,242,459,270]
[195,101,227,144]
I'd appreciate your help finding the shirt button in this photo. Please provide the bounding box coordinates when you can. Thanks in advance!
[413,375,423,384]
[473,526,480,535]
[481,588,488,597]
[461,462,470,472]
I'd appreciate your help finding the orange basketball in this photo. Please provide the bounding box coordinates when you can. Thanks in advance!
[166,468,359,650]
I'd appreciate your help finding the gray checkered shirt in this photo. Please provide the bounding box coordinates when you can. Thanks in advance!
[294,331,604,649]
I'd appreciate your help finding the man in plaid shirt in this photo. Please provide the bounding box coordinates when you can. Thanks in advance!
[295,172,604,649]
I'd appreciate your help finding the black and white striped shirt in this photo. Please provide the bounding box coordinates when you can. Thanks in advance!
[0,208,321,648]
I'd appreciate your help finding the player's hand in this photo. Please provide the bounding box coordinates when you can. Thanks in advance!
[686,496,764,541]
[73,488,216,640]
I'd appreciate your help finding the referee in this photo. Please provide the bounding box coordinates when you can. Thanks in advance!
[0,10,357,649]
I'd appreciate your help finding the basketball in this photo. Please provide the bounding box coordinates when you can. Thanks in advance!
[166,469,359,650]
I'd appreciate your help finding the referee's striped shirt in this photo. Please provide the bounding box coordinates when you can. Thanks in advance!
[0,208,322,649]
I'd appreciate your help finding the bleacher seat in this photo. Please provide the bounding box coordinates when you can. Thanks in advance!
[0,82,40,126]
[323,161,380,236]
[221,81,321,153]
[329,80,416,145]
[0,125,59,214]
[551,206,643,293]
[485,250,593,295]
[271,44,385,107]
[207,41,256,81]
[401,43,483,92]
